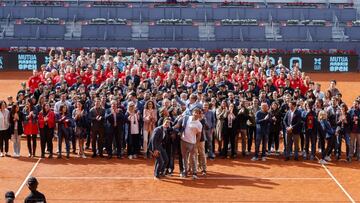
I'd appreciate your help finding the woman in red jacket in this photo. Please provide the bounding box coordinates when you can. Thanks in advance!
[23,99,39,157]
[38,103,55,158]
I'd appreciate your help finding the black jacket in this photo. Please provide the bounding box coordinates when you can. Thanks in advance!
[9,111,24,135]
[283,109,302,135]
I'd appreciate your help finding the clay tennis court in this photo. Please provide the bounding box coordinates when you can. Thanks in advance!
[0,71,359,202]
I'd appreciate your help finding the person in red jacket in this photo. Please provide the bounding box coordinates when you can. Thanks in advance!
[38,103,55,158]
[64,67,78,87]
[274,72,286,88]
[22,99,39,157]
[28,69,42,93]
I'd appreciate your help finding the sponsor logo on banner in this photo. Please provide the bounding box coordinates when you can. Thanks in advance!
[329,56,349,72]
[313,58,321,71]
[18,54,37,70]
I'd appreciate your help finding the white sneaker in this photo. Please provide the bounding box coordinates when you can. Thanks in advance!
[251,157,258,161]
[261,157,267,161]
[81,154,87,159]
[128,155,133,159]
[0,152,3,157]
[324,156,331,162]
[192,174,198,180]
[319,159,328,164]
[133,154,137,159]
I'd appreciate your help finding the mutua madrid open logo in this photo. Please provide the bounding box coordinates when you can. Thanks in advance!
[329,56,349,72]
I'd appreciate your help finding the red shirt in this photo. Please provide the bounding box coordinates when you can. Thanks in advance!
[38,111,56,129]
[291,78,301,89]
[300,81,309,96]
[65,73,78,86]
[275,78,285,88]
[28,75,42,93]
[81,75,91,87]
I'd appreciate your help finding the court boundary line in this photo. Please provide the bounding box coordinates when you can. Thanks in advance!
[36,176,332,181]
[15,158,42,198]
[317,157,355,203]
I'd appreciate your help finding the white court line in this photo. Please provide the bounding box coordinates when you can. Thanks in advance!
[317,157,355,203]
[15,158,41,198]
[36,176,332,181]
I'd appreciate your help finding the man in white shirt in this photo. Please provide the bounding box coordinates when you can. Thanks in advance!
[175,108,203,179]
[313,83,325,100]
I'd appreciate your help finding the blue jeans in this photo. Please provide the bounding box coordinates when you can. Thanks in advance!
[204,129,215,158]
[336,132,350,159]
[255,131,268,158]
[154,147,169,177]
[11,129,21,155]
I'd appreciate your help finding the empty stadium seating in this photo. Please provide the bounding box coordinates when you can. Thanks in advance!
[215,26,265,40]
[81,25,131,40]
[14,24,65,39]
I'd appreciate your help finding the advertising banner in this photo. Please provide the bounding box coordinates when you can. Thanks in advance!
[0,52,358,72]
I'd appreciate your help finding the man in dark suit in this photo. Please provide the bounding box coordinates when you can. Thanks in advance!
[105,100,126,159]
[89,97,106,158]
[125,69,141,88]
[150,118,171,179]
[283,100,302,160]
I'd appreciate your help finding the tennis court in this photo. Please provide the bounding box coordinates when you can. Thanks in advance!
[0,71,359,202]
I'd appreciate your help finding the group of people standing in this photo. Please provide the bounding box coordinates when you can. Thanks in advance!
[0,48,359,180]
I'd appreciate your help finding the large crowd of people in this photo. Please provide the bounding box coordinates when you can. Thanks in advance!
[0,48,359,180]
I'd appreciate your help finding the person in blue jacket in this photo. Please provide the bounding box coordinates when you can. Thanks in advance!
[149,118,171,179]
[252,102,270,161]
[318,110,336,164]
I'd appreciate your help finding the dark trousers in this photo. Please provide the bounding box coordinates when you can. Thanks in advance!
[255,131,268,158]
[165,141,174,172]
[175,136,184,173]
[304,129,317,157]
[154,147,169,177]
[323,136,336,159]
[223,127,236,156]
[91,128,105,156]
[0,129,10,153]
[247,126,256,152]
[300,132,305,152]
[127,134,140,156]
[58,126,70,155]
[40,126,54,156]
[85,127,91,148]
[107,126,123,157]
[27,134,37,156]
[268,129,280,151]
[70,128,76,152]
